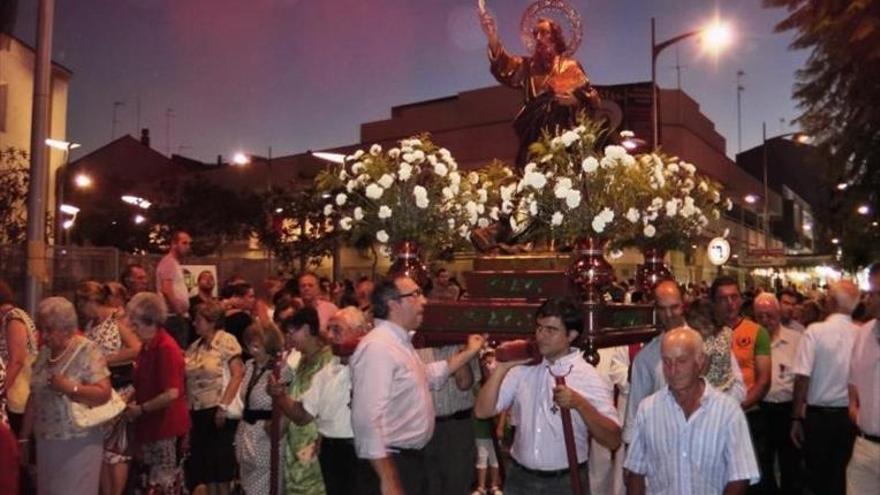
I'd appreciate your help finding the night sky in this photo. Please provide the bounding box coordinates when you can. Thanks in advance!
[14,0,808,163]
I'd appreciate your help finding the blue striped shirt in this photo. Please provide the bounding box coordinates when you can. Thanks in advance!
[624,380,759,494]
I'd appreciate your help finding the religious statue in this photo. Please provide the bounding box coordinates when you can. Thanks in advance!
[479,0,602,167]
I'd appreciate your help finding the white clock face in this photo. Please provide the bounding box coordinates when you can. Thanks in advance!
[707,238,731,266]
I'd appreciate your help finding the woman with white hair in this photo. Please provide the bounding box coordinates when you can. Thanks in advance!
[20,297,112,495]
[124,292,190,494]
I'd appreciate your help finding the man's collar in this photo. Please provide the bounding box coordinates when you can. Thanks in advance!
[375,318,413,344]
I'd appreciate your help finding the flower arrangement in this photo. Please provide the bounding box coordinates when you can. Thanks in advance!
[508,119,651,246]
[618,151,732,252]
[314,135,471,256]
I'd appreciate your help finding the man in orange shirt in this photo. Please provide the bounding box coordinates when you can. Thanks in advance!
[711,276,772,493]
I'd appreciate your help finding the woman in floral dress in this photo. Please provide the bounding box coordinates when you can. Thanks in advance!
[268,307,332,495]
[686,298,739,394]
[76,281,142,495]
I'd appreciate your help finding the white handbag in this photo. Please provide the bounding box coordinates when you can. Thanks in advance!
[221,362,244,419]
[58,341,127,429]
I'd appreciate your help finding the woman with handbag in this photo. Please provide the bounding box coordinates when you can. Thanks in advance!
[0,280,39,435]
[19,297,113,495]
[185,299,245,495]
[125,292,191,495]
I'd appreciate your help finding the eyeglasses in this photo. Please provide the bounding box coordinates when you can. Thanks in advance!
[395,288,423,300]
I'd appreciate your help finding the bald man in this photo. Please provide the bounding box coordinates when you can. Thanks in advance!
[624,328,759,495]
[625,281,746,444]
[753,293,803,494]
[790,280,860,495]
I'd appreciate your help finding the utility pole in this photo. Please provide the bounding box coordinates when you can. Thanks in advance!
[111,101,124,139]
[136,95,141,136]
[24,0,55,315]
[736,70,745,153]
[165,108,175,156]
[674,46,683,89]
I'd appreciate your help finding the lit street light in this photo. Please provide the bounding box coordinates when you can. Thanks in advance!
[651,16,733,149]
[744,194,759,204]
[46,137,83,245]
[857,204,870,215]
[231,148,273,189]
[74,173,93,188]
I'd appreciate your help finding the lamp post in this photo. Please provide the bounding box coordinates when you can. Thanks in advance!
[651,17,732,150]
[760,123,809,249]
[46,138,82,245]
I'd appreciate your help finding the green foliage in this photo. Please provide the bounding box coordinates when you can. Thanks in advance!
[766,0,880,267]
[0,148,30,244]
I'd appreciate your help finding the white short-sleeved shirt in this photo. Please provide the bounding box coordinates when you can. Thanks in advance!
[300,356,353,439]
[764,326,801,404]
[791,313,857,407]
[156,254,189,314]
[849,320,880,435]
[493,349,619,471]
[624,381,760,494]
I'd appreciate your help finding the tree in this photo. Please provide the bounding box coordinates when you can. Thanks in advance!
[0,147,29,244]
[765,0,880,267]
[253,186,340,271]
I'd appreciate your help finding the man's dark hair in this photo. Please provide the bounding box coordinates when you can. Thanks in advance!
[281,306,320,337]
[779,287,803,303]
[710,276,740,302]
[371,278,404,320]
[225,282,252,299]
[121,263,145,284]
[535,298,583,333]
[170,230,189,244]
[868,262,880,278]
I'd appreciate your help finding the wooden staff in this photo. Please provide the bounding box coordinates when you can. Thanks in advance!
[548,365,583,495]
[269,350,287,495]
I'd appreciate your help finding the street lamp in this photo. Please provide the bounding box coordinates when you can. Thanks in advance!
[231,148,273,189]
[761,123,810,248]
[651,17,732,149]
[46,138,82,245]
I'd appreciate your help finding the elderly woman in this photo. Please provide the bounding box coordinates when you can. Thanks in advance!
[685,298,747,402]
[0,280,39,434]
[235,321,289,494]
[20,297,112,495]
[75,281,142,495]
[185,300,244,495]
[125,292,190,494]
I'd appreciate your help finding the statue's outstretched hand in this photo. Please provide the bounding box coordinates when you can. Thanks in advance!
[479,10,500,49]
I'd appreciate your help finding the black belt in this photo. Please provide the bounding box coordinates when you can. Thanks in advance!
[436,408,473,422]
[388,446,424,457]
[806,405,848,413]
[512,458,586,478]
[243,409,272,424]
[858,430,880,444]
[322,437,354,446]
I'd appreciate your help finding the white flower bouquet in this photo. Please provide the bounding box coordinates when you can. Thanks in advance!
[314,135,470,255]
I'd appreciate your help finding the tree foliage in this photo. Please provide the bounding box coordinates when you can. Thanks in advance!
[765,0,880,267]
[0,147,29,244]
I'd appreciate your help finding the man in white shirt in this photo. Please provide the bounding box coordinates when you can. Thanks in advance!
[350,276,484,495]
[624,328,759,495]
[625,281,746,444]
[753,293,803,494]
[475,298,621,495]
[790,280,860,495]
[847,262,880,494]
[156,230,192,348]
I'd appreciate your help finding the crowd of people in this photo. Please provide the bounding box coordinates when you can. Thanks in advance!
[0,230,876,495]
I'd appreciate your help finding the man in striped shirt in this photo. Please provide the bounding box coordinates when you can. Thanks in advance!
[625,328,759,495]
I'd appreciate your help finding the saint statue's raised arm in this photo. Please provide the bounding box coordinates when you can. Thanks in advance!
[479,1,601,167]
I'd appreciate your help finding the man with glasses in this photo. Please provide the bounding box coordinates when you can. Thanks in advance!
[475,298,621,494]
[350,276,485,495]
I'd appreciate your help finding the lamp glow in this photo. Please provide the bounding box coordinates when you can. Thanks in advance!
[59,204,80,215]
[74,173,93,188]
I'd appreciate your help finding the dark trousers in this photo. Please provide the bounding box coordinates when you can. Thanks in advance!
[505,460,590,495]
[319,437,358,495]
[803,406,856,495]
[356,448,428,495]
[759,402,803,495]
[424,413,476,495]
[8,412,35,495]
[746,408,772,494]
